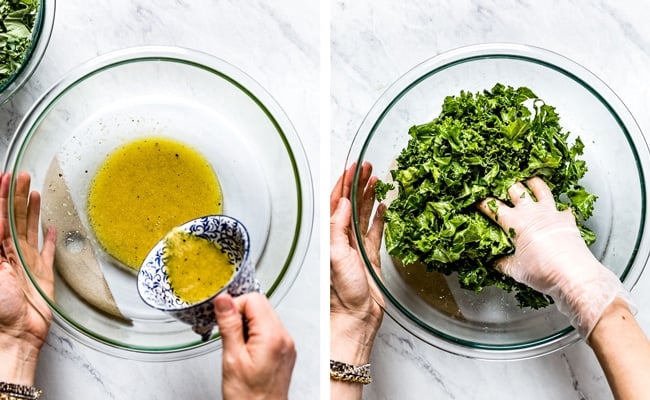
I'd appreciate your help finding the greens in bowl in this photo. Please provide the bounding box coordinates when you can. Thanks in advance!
[377,83,597,309]
[0,0,40,88]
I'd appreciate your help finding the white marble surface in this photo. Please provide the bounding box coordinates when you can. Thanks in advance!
[0,1,319,399]
[331,1,650,399]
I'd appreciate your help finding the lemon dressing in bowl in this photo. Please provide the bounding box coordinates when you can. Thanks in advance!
[5,46,314,359]
[88,137,223,270]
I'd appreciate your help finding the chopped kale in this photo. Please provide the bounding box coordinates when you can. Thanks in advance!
[374,180,394,202]
[0,0,39,87]
[380,84,597,309]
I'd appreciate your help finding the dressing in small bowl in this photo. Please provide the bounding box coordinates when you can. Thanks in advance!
[137,215,261,341]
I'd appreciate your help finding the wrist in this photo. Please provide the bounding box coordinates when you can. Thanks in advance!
[0,334,40,386]
[330,313,380,365]
[557,266,631,338]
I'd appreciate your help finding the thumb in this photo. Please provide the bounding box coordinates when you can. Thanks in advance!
[494,255,532,289]
[214,294,245,352]
[494,255,517,280]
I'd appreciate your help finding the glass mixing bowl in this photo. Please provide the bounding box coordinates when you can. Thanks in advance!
[0,0,55,104]
[347,43,650,360]
[5,46,313,360]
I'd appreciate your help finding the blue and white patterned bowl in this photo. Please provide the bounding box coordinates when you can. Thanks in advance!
[137,215,261,341]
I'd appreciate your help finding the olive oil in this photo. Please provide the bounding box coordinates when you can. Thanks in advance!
[88,137,223,270]
[164,228,235,303]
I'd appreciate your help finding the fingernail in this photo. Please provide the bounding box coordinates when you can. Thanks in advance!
[214,296,233,313]
[337,197,349,212]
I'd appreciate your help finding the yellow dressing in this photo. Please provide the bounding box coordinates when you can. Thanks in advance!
[88,137,223,270]
[164,229,235,303]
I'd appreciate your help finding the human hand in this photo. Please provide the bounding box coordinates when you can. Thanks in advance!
[478,176,632,338]
[214,293,296,400]
[330,162,385,366]
[0,172,56,385]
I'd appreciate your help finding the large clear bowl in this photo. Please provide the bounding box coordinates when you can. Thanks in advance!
[0,0,55,104]
[347,43,650,360]
[4,46,313,360]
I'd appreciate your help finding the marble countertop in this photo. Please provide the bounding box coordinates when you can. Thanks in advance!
[4,0,650,398]
[332,1,650,399]
[0,1,319,399]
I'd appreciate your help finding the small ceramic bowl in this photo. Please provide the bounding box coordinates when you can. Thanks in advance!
[137,215,261,341]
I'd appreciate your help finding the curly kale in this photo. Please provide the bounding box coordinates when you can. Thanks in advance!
[0,0,39,87]
[380,84,597,309]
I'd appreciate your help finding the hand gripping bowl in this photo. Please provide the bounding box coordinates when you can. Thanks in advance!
[4,46,313,360]
[347,43,650,360]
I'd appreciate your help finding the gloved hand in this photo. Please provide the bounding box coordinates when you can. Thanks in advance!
[478,176,634,339]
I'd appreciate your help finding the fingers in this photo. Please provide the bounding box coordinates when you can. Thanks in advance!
[525,176,554,203]
[479,177,554,227]
[216,293,292,350]
[364,203,386,269]
[509,177,554,205]
[27,191,41,247]
[40,226,57,267]
[354,163,372,223]
[14,172,32,240]
[365,203,386,251]
[507,182,532,206]
[330,197,353,265]
[232,293,295,360]
[330,161,380,231]
[330,162,355,215]
[357,174,376,234]
[338,163,359,210]
[214,294,246,351]
[29,226,57,299]
[0,173,9,239]
[492,255,515,278]
[2,172,43,245]
[477,197,510,227]
[340,163,357,203]
[330,162,375,218]
[232,293,285,337]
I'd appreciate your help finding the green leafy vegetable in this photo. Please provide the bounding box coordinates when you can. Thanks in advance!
[374,180,394,201]
[380,83,597,309]
[0,0,39,87]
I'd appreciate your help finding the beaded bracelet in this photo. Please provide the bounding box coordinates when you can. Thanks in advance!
[329,360,372,384]
[0,382,42,400]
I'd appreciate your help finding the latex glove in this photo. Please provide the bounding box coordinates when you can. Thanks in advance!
[478,176,634,339]
[214,293,296,400]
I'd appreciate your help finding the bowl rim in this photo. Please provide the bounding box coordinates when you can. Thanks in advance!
[0,0,56,104]
[4,45,314,360]
[347,42,650,360]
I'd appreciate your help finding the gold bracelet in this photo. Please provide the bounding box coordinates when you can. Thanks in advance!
[0,382,41,400]
[329,360,372,385]
[1,394,38,400]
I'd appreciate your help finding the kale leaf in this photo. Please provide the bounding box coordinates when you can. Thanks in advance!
[374,180,394,202]
[0,0,39,87]
[380,83,597,309]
